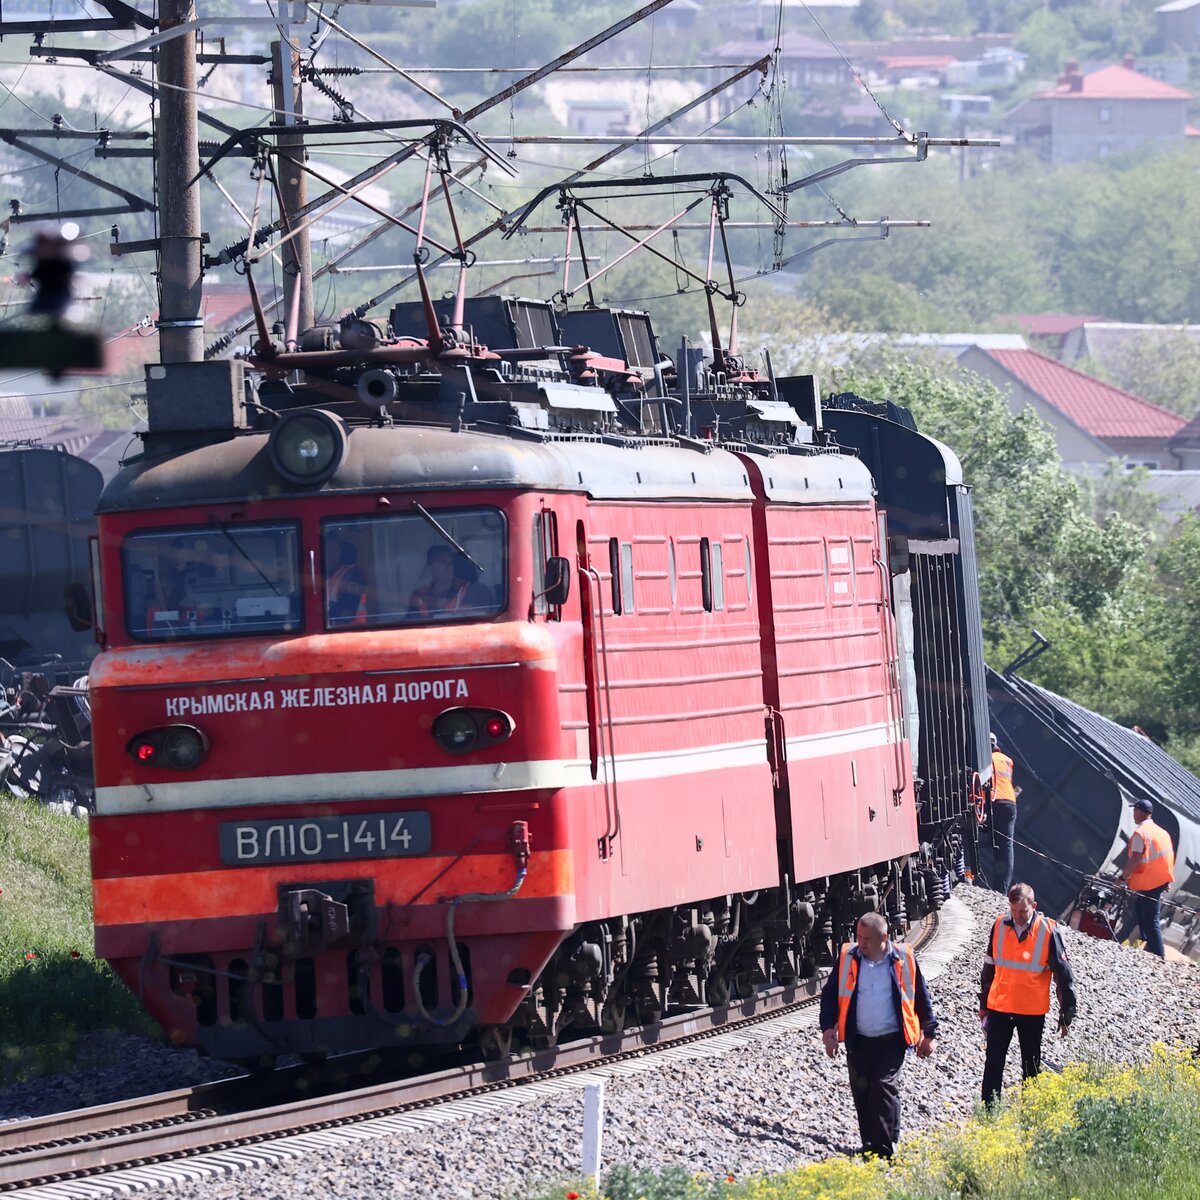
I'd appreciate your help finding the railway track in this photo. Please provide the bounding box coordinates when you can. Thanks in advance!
[1,908,945,1195]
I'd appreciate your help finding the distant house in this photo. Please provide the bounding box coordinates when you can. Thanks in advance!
[718,34,857,120]
[0,395,133,483]
[721,34,854,92]
[656,0,701,33]
[1155,0,1200,53]
[564,98,630,135]
[1055,321,1200,372]
[993,313,1111,357]
[939,93,994,122]
[99,282,261,380]
[1168,411,1200,468]
[849,33,1015,64]
[872,55,956,86]
[942,47,1026,88]
[957,345,1187,469]
[1002,56,1192,162]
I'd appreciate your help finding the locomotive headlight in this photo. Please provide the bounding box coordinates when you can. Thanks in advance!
[161,725,209,770]
[126,724,210,771]
[268,408,347,486]
[432,710,478,754]
[432,708,514,755]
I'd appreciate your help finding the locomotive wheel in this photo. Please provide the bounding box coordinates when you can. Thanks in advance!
[631,1001,662,1027]
[478,1025,513,1062]
[969,770,987,823]
[706,974,731,1007]
[599,999,626,1035]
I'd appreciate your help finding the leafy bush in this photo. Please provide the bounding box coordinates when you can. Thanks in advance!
[527,1047,1200,1200]
[0,793,155,1085]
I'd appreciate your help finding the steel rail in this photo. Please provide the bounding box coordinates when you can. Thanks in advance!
[0,910,940,1191]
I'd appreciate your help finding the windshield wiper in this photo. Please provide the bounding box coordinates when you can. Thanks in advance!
[413,503,483,573]
[207,517,282,595]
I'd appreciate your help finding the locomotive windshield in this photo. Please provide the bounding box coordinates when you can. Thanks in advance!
[122,523,301,641]
[323,506,506,628]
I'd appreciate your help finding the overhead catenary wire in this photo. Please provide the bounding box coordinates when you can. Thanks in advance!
[800,0,906,138]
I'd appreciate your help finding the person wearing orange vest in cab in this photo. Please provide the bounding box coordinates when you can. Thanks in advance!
[408,545,490,617]
[979,882,1076,1108]
[1120,797,1176,958]
[327,539,368,626]
[819,912,939,1160]
[988,731,1018,896]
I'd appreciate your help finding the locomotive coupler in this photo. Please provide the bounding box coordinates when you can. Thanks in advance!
[278,880,375,955]
[282,889,350,953]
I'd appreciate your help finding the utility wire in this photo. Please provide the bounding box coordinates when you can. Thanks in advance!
[800,0,905,137]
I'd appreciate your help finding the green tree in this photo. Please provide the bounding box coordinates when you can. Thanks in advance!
[1152,515,1200,731]
[833,358,1160,672]
[1078,332,1200,418]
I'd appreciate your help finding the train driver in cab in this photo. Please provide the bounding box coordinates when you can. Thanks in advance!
[147,539,211,633]
[327,537,368,625]
[408,545,490,617]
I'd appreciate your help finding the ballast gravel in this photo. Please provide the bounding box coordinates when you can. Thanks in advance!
[2,882,1198,1199]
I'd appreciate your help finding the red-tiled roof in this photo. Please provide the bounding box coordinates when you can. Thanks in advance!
[92,285,257,378]
[995,313,1108,337]
[1040,65,1192,101]
[982,348,1186,439]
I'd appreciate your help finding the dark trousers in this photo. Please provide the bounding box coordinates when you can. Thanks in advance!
[1133,884,1168,958]
[981,1009,1045,1107]
[990,801,1016,896]
[846,1032,908,1157]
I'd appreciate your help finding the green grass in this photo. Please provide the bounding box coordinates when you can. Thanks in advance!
[526,1048,1200,1200]
[0,792,157,1086]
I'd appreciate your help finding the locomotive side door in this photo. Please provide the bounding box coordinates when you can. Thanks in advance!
[575,519,622,870]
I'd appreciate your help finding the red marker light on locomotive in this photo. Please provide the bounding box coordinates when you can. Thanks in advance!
[432,708,514,755]
[126,724,209,770]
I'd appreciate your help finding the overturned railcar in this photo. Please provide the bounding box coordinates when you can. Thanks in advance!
[0,446,101,674]
[987,668,1200,954]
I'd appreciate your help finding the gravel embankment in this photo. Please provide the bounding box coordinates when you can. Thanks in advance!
[3,883,1198,1199]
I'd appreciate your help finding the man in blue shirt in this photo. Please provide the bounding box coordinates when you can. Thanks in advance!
[819,912,939,1159]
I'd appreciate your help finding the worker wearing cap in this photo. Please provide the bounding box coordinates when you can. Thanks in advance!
[988,732,1018,896]
[1121,798,1175,958]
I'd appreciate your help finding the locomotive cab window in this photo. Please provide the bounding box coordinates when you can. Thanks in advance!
[532,509,562,618]
[122,523,302,641]
[323,506,506,629]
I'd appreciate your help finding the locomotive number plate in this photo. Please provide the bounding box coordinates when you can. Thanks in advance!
[218,811,432,866]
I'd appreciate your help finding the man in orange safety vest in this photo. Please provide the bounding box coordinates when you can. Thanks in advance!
[819,912,939,1159]
[979,882,1076,1107]
[988,731,1018,895]
[1120,797,1176,958]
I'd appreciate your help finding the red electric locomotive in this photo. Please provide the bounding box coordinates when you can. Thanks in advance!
[86,179,985,1065]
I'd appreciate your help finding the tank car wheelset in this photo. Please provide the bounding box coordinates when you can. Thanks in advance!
[84,261,986,1067]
